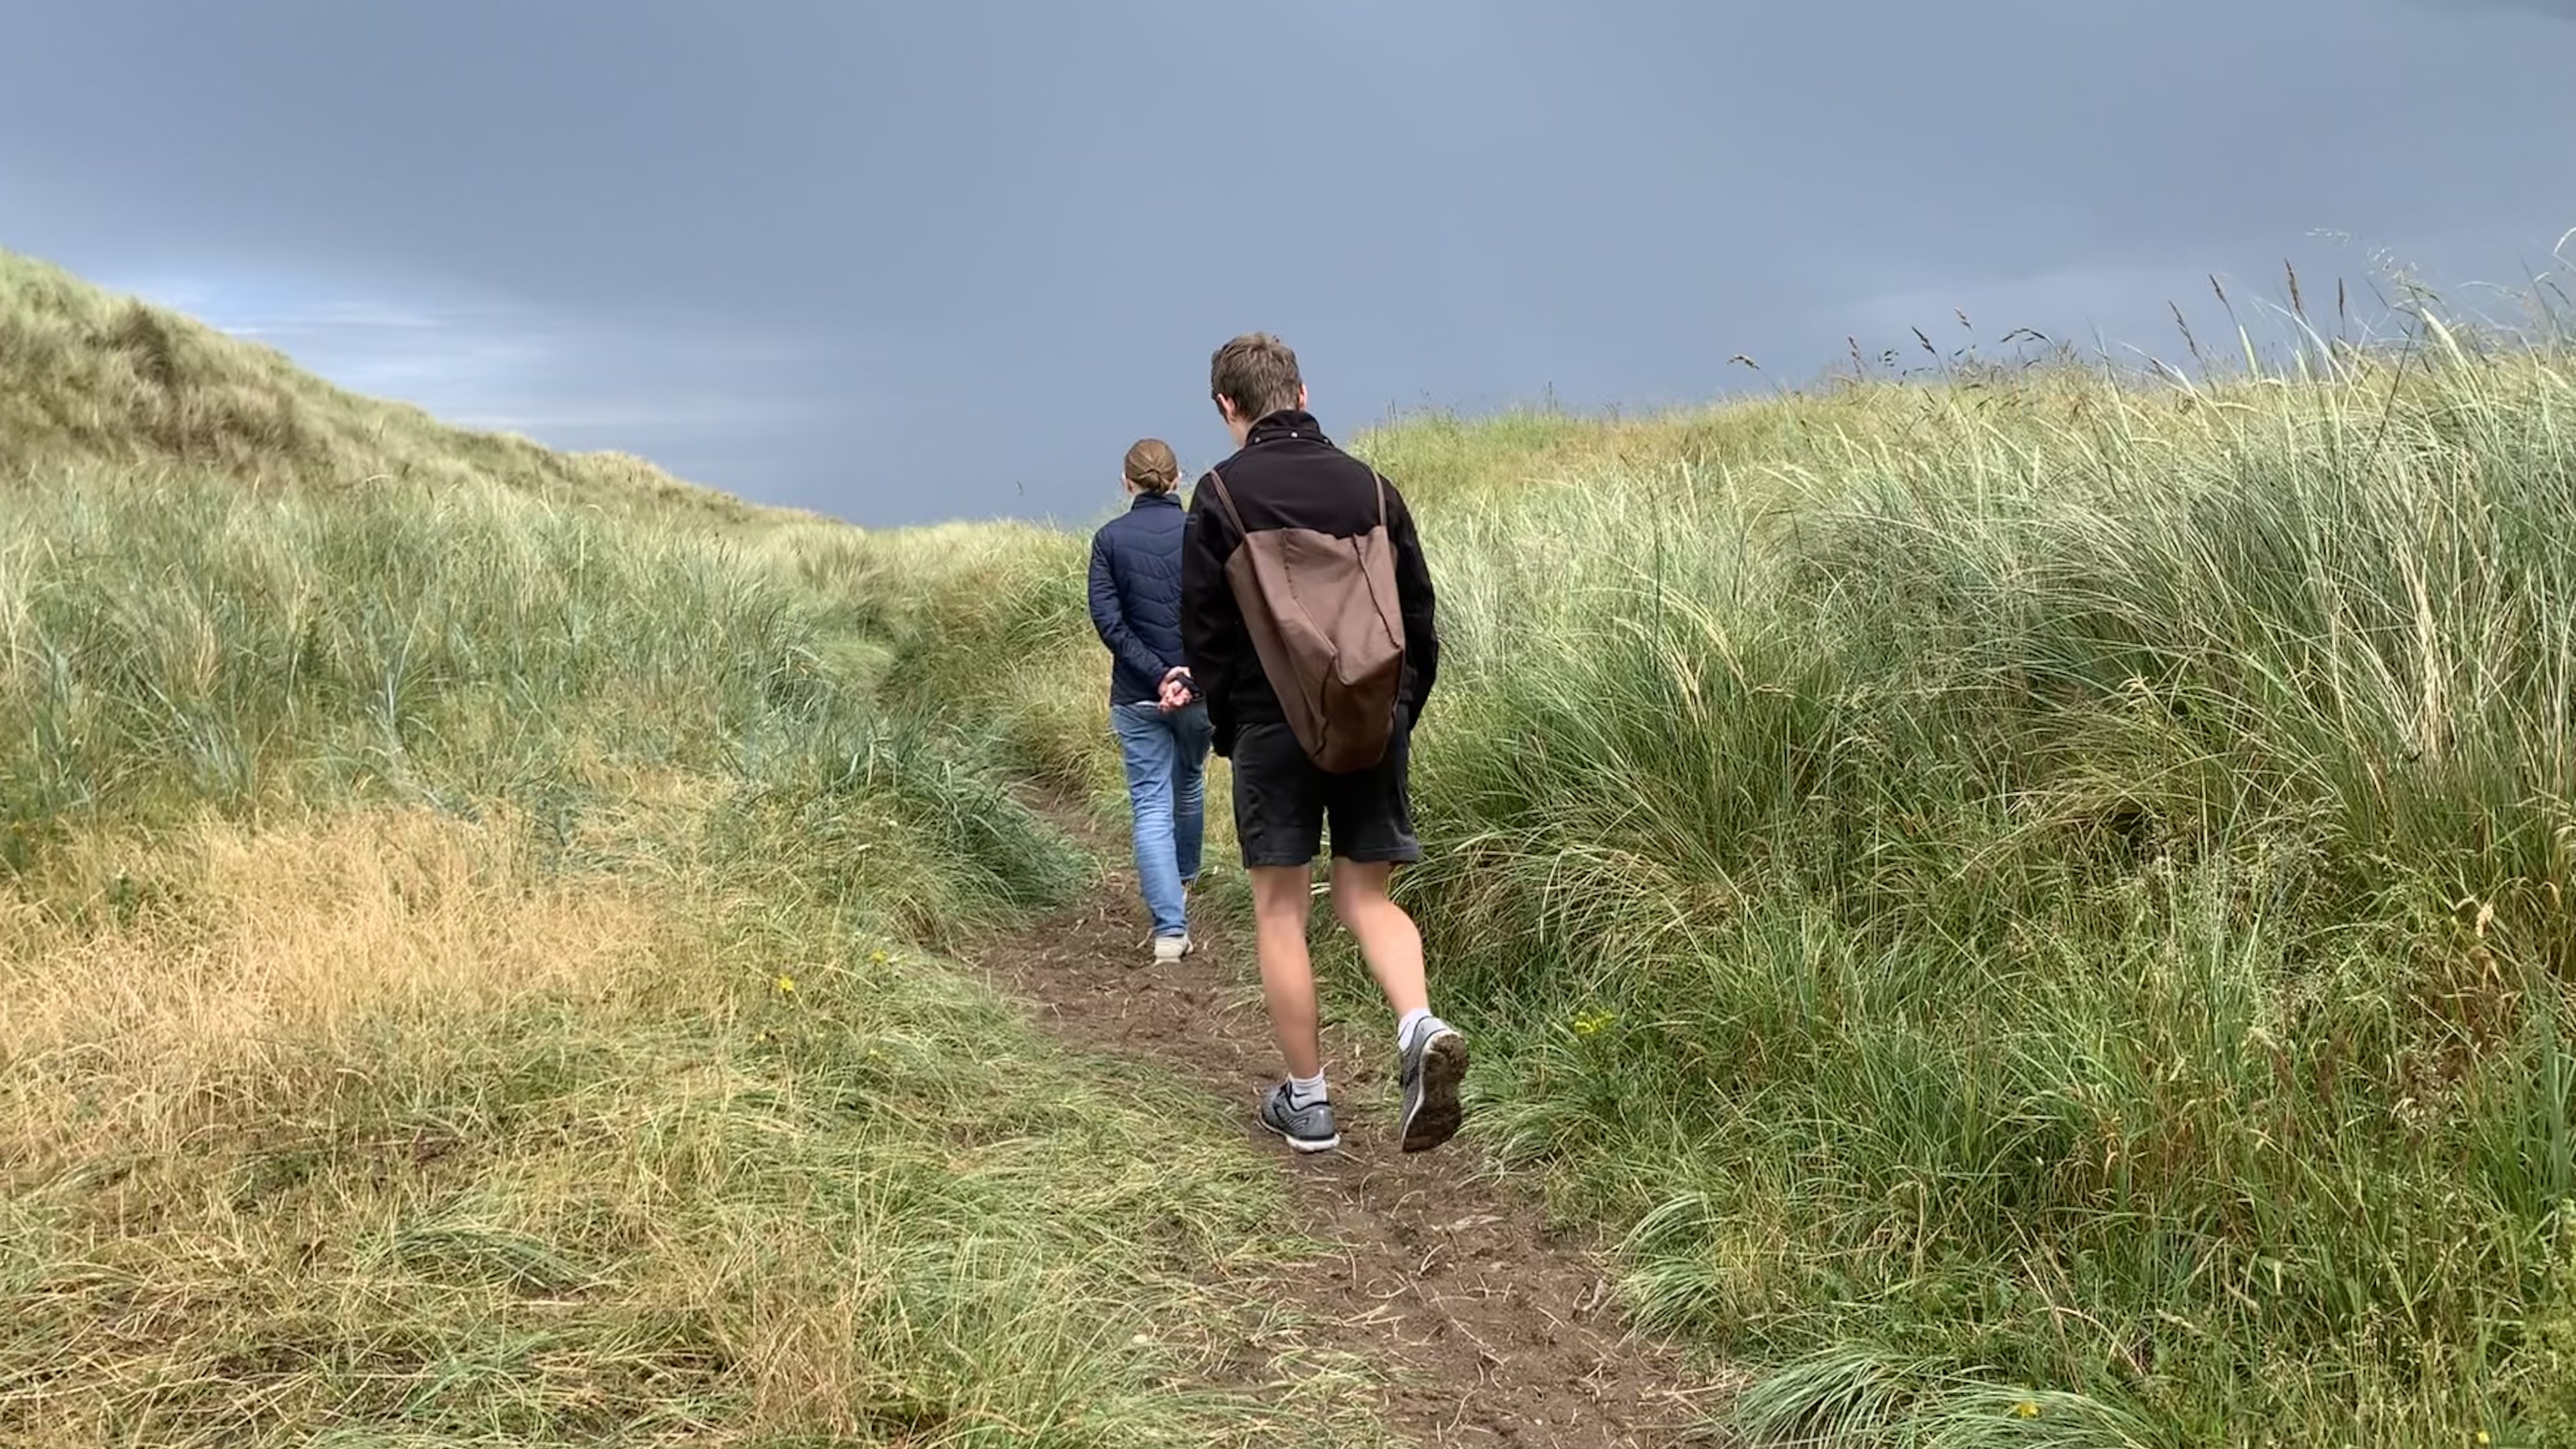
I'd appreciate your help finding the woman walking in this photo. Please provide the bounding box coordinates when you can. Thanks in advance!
[1086,438,1211,963]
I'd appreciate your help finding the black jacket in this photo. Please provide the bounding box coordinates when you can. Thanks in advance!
[1087,490,1190,706]
[1181,410,1439,756]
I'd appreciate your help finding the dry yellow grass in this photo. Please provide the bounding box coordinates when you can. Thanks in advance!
[1,802,1388,1446]
[2,808,686,1172]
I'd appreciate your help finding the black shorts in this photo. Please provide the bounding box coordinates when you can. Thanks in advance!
[1229,719,1420,868]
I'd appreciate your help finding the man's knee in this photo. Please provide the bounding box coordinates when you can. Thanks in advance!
[1250,866,1312,921]
[1330,864,1392,929]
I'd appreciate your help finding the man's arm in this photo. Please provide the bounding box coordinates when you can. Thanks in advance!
[1087,530,1167,689]
[1181,479,1244,728]
[1387,485,1439,725]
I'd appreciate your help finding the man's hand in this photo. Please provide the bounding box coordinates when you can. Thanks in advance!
[1158,667,1195,713]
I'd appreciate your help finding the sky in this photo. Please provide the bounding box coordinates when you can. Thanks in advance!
[2,1,2569,528]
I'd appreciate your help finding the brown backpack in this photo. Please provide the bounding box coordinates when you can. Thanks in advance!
[1202,468,1407,774]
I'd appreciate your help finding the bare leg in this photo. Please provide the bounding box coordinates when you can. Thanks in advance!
[1328,859,1429,1019]
[1249,864,1322,1080]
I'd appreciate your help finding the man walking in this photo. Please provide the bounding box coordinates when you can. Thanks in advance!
[1180,332,1466,1155]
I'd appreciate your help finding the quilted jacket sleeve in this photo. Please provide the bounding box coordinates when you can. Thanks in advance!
[1089,527,1170,692]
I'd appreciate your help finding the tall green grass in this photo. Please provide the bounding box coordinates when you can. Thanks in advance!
[0,463,1389,1445]
[871,339,2576,1443]
[1404,348,2576,1443]
[0,469,1090,920]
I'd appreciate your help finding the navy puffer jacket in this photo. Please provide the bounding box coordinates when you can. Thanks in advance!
[1087,490,1188,705]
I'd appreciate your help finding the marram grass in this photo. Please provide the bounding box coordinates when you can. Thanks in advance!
[1,250,1399,1448]
[868,339,2576,1445]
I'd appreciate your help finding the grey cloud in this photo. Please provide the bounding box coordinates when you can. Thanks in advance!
[3,0,2568,526]
[2418,0,2576,16]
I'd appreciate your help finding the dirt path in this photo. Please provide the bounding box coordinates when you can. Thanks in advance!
[974,848,1726,1447]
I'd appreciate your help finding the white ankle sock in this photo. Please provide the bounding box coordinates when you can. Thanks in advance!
[1288,1072,1328,1108]
[1398,1008,1435,1052]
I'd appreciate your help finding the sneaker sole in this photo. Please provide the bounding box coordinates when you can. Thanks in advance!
[1400,1031,1469,1154]
[1260,1114,1340,1154]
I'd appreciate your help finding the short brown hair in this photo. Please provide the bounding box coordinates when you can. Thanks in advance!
[1122,437,1180,493]
[1210,333,1303,422]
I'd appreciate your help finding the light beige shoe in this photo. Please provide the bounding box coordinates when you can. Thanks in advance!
[1152,933,1192,965]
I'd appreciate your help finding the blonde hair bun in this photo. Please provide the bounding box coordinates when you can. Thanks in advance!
[1123,438,1181,493]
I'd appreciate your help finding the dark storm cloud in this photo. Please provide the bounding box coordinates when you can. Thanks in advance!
[2,0,2566,525]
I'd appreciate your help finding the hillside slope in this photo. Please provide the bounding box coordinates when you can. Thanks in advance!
[0,247,804,528]
[0,256,1399,1448]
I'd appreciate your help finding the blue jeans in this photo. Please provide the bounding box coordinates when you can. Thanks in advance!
[1111,700,1211,938]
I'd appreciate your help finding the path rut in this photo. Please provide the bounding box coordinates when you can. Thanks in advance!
[974,848,1728,1447]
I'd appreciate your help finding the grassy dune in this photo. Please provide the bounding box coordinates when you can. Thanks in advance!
[0,253,1395,1448]
[866,328,2576,1443]
[20,231,2576,1444]
[0,250,795,528]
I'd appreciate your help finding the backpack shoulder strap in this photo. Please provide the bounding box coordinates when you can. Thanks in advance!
[1203,468,1249,537]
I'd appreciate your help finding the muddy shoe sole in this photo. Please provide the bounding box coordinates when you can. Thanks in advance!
[1400,1031,1469,1154]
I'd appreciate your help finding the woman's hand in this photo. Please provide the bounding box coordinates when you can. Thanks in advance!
[1158,667,1195,713]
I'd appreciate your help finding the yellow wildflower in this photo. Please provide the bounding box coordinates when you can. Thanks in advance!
[775,974,796,994]
[2014,1400,2040,1419]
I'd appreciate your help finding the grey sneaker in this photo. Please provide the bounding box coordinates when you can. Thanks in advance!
[1398,1019,1468,1153]
[1152,933,1191,965]
[1259,1084,1340,1154]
